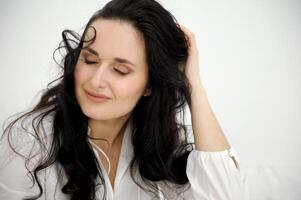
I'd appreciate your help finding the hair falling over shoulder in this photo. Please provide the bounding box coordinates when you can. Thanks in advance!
[2,0,194,199]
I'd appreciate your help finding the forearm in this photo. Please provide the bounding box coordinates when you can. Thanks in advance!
[189,81,230,151]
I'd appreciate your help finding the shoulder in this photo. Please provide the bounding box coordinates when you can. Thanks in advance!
[0,108,56,168]
[0,109,70,199]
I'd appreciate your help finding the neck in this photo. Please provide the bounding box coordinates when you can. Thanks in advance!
[88,114,131,147]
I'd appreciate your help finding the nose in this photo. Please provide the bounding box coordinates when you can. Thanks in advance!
[90,63,109,88]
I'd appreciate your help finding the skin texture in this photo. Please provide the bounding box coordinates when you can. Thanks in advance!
[74,19,150,188]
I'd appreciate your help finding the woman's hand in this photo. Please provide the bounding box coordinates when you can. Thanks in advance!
[178,24,231,151]
[178,24,202,88]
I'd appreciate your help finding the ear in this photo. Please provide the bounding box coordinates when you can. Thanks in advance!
[143,88,152,96]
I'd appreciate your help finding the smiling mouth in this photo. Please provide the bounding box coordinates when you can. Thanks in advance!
[84,90,111,103]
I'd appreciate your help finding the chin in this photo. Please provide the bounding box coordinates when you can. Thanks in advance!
[81,107,111,120]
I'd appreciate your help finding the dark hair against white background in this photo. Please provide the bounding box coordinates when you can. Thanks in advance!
[0,0,300,199]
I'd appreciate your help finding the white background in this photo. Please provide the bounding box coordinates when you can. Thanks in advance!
[0,0,300,199]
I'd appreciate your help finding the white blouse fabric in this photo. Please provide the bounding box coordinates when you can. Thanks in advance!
[0,115,248,200]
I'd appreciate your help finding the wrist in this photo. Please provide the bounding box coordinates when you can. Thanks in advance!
[190,81,206,96]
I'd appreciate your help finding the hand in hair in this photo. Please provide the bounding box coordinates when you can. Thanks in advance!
[178,24,202,88]
[179,24,231,152]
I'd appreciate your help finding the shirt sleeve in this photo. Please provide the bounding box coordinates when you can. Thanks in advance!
[185,146,248,200]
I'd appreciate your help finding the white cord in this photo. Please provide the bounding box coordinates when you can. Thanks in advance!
[157,184,166,200]
[89,139,111,175]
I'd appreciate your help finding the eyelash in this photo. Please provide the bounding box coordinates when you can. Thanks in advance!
[82,58,129,75]
[84,60,98,65]
[114,68,128,75]
[79,57,98,65]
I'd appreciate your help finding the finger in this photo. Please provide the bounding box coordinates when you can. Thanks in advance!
[178,24,198,51]
[178,24,193,38]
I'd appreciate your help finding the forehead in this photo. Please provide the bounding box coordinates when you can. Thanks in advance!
[83,19,146,67]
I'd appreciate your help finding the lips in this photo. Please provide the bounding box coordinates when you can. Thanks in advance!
[86,91,110,98]
[84,90,111,101]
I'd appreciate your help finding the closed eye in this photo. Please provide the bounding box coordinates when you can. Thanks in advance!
[114,68,129,75]
[85,60,98,64]
[78,57,98,65]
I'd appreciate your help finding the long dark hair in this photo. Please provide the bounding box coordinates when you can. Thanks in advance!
[1,0,193,199]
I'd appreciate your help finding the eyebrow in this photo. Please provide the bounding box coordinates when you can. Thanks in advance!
[84,47,136,67]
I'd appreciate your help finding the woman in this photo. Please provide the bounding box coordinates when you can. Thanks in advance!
[0,0,246,199]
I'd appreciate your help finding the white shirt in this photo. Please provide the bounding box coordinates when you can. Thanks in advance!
[0,115,248,200]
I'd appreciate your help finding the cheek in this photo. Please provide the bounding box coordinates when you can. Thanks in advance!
[74,65,90,86]
[116,77,147,99]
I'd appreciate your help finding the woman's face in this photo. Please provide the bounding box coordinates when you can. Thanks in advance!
[74,19,149,121]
